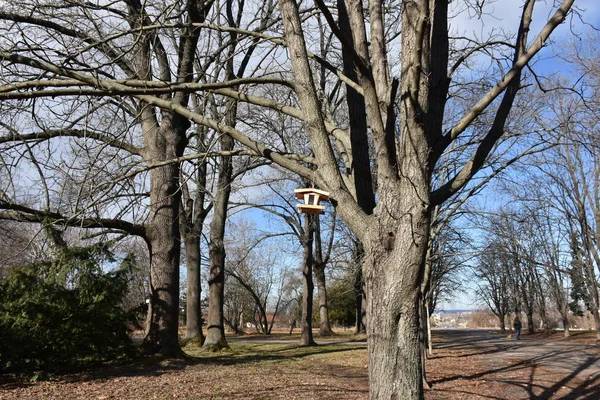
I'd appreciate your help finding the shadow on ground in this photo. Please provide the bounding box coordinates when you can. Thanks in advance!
[427,329,600,399]
[2,330,600,399]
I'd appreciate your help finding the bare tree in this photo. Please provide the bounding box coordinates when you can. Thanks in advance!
[0,0,578,396]
[237,174,339,343]
[224,219,292,335]
[0,0,219,356]
[180,123,213,342]
[278,1,574,396]
[509,69,600,338]
[0,221,43,275]
[223,272,252,335]
[473,243,513,332]
[311,203,337,336]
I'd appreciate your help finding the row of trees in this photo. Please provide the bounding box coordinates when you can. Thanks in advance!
[473,36,600,339]
[0,0,587,398]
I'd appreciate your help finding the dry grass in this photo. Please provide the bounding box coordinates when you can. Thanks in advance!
[1,329,599,399]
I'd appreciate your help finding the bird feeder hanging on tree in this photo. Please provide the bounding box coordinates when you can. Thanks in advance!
[294,188,330,215]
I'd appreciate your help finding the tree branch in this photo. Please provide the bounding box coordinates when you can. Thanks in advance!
[0,127,143,156]
[433,0,574,160]
[430,0,574,204]
[0,204,146,237]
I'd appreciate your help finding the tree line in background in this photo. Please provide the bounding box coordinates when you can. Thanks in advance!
[472,59,600,338]
[0,0,593,398]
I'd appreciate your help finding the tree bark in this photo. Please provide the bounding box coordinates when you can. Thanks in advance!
[363,184,431,400]
[204,237,227,350]
[183,232,204,342]
[499,313,506,332]
[562,315,570,338]
[143,135,185,356]
[367,263,424,400]
[144,222,182,358]
[301,214,316,346]
[353,245,367,334]
[203,131,234,351]
[314,261,333,336]
[180,123,209,342]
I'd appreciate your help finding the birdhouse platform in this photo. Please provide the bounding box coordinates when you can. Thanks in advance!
[295,188,330,214]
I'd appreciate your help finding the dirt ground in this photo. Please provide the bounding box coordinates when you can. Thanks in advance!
[1,329,599,399]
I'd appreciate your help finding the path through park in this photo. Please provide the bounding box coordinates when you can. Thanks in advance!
[427,330,600,399]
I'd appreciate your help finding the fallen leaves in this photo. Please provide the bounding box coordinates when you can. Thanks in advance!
[1,331,599,399]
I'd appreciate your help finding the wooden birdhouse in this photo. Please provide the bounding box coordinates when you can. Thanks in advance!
[295,188,330,215]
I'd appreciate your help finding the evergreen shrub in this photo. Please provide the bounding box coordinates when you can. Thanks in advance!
[0,245,133,374]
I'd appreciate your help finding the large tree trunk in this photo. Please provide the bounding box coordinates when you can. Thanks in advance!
[356,0,435,392]
[314,262,333,336]
[363,186,431,399]
[591,308,600,340]
[562,315,570,338]
[144,212,182,359]
[143,122,186,356]
[366,264,424,400]
[499,312,506,332]
[183,232,204,342]
[301,214,317,346]
[353,246,367,334]
[203,132,234,351]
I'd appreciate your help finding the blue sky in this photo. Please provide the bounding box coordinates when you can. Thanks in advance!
[439,0,600,310]
[228,0,599,311]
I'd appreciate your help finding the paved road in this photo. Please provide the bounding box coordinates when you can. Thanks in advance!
[433,329,600,377]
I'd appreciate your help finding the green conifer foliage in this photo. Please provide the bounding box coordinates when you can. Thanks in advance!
[0,245,133,374]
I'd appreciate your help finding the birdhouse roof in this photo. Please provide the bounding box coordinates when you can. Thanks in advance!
[294,188,330,201]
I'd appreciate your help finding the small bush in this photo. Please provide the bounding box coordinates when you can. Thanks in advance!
[0,245,133,374]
